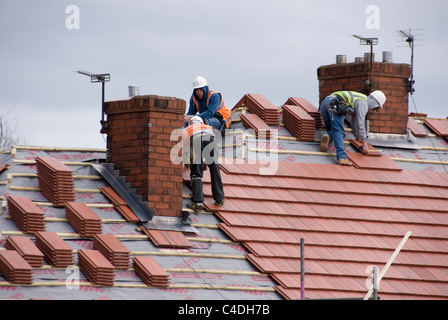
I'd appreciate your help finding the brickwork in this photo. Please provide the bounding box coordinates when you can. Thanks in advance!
[104,95,186,217]
[317,61,411,134]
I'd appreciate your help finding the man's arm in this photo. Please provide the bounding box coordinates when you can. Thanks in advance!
[197,93,221,119]
[354,101,370,155]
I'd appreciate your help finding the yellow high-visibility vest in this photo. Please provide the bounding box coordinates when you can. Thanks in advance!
[332,91,367,108]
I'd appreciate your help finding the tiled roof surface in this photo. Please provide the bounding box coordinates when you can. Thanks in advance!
[0,95,447,300]
[201,100,447,300]
[193,158,448,299]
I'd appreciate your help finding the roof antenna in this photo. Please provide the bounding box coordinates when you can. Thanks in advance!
[353,35,378,93]
[76,70,111,133]
[397,28,424,95]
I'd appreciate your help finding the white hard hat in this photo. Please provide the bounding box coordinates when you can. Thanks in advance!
[189,116,204,125]
[193,76,208,89]
[370,91,386,108]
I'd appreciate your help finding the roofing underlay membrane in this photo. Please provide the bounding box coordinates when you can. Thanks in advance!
[0,103,447,300]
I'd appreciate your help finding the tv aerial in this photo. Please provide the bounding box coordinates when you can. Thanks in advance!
[397,28,424,95]
[77,70,111,133]
[353,35,378,92]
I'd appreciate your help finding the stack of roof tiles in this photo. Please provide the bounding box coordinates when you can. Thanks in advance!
[133,256,170,287]
[78,249,116,286]
[65,201,102,237]
[5,236,44,268]
[240,113,273,138]
[7,196,46,234]
[35,231,74,268]
[235,94,280,125]
[36,157,76,207]
[93,234,130,270]
[0,250,33,284]
[282,104,316,141]
[284,97,323,129]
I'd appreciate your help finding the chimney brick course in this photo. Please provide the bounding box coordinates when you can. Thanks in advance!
[104,95,186,218]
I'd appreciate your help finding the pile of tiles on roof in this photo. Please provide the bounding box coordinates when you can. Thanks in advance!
[133,256,170,287]
[234,94,280,125]
[36,156,76,207]
[282,104,316,142]
[7,196,46,234]
[65,201,102,237]
[78,249,116,286]
[93,234,131,270]
[1,156,174,289]
[35,231,74,268]
[5,236,44,268]
[0,250,34,284]
[283,97,323,129]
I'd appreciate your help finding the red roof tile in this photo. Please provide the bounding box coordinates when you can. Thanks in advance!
[346,152,403,171]
[408,117,428,137]
[141,226,192,249]
[99,187,141,222]
[423,118,448,137]
[240,113,273,138]
[191,159,448,299]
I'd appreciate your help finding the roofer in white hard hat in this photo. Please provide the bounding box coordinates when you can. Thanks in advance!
[184,76,232,133]
[319,90,386,166]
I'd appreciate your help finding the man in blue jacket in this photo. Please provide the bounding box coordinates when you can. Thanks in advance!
[184,76,231,132]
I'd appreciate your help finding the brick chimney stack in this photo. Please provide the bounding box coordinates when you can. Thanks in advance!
[104,95,186,218]
[317,53,411,134]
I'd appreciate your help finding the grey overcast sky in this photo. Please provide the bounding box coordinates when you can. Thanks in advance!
[1,0,447,149]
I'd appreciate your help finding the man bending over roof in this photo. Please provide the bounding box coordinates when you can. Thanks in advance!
[319,90,386,165]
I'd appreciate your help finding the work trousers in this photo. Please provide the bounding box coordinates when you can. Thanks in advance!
[320,96,348,161]
[190,134,224,204]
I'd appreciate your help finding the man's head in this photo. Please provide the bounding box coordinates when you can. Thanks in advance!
[369,91,386,112]
[193,76,208,100]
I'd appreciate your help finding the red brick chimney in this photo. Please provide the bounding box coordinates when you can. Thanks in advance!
[104,95,185,218]
[317,53,411,134]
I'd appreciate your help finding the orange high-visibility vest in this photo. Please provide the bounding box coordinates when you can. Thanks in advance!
[192,90,231,129]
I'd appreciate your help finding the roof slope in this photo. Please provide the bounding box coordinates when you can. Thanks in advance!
[0,147,281,300]
[193,160,448,299]
[198,97,448,300]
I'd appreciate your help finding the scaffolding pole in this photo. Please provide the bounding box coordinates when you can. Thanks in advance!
[300,238,305,300]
